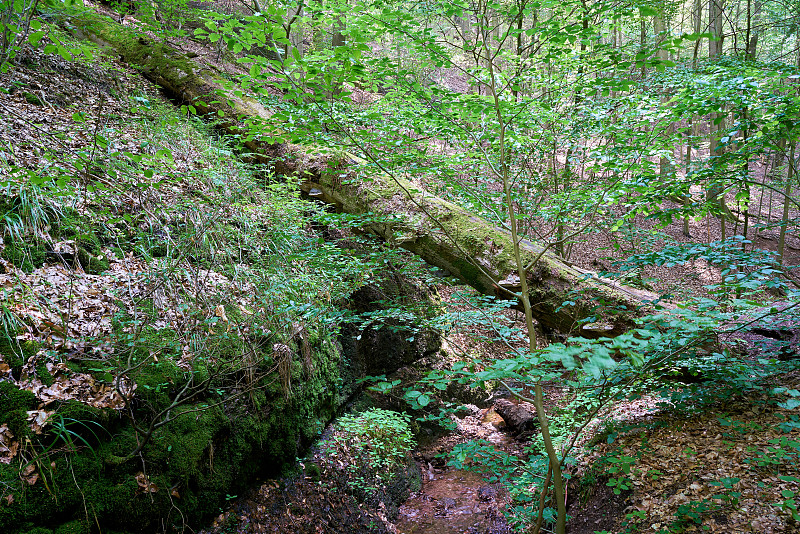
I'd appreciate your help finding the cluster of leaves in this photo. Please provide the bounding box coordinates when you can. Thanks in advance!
[320,408,415,495]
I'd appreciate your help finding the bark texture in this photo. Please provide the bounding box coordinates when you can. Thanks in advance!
[294,152,660,335]
[494,399,538,435]
[71,8,661,335]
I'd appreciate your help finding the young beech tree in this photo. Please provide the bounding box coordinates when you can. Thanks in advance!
[197,0,800,531]
[64,0,800,530]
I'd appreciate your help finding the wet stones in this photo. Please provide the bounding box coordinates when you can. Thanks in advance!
[477,485,497,502]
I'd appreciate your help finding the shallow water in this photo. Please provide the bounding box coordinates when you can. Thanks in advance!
[394,467,510,534]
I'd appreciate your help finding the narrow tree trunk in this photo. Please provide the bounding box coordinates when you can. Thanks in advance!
[777,142,795,265]
[709,0,725,57]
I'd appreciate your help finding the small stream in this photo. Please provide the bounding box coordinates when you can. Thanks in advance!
[393,406,518,534]
[198,406,523,534]
[394,467,512,534]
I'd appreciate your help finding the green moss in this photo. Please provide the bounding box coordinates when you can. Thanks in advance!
[0,381,39,438]
[34,363,54,387]
[0,313,347,534]
[0,334,38,378]
[147,403,226,482]
[134,358,185,414]
[51,210,110,274]
[22,92,43,106]
[53,520,89,534]
[57,401,110,428]
[76,246,109,274]
[1,239,47,272]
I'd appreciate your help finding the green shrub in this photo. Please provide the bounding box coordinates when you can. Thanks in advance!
[322,408,415,490]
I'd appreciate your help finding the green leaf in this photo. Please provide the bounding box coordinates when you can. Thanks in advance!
[583,353,617,378]
[27,31,44,46]
[779,399,800,410]
[639,6,659,17]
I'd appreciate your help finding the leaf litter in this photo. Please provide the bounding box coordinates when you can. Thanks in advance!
[0,39,265,485]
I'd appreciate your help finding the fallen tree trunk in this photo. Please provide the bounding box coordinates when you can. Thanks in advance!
[494,399,538,435]
[68,8,660,336]
[291,154,659,335]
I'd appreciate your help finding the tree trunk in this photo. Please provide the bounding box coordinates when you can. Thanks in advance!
[293,154,659,335]
[709,0,725,57]
[69,8,660,336]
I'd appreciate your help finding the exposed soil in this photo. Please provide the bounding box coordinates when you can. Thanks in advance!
[566,479,631,534]
[393,405,517,534]
[395,469,512,534]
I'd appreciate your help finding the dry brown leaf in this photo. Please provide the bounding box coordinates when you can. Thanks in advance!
[26,409,52,434]
[21,463,38,486]
[135,472,159,494]
[0,425,19,464]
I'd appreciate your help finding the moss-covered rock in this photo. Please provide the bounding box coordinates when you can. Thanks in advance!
[50,211,110,274]
[1,239,47,272]
[75,246,109,274]
[0,333,39,380]
[0,320,351,533]
[0,381,39,438]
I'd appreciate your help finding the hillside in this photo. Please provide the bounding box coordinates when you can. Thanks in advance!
[1,1,800,534]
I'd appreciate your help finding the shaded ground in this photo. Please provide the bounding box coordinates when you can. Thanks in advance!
[199,476,397,534]
[395,469,512,534]
[3,5,800,534]
[566,478,631,534]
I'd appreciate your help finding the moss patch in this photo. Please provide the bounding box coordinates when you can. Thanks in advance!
[0,333,39,379]
[2,239,47,272]
[22,92,44,106]
[0,321,349,533]
[0,381,39,438]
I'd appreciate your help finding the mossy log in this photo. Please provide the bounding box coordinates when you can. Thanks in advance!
[69,9,659,336]
[68,11,273,128]
[293,155,660,335]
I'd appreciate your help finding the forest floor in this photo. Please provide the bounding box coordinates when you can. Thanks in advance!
[404,285,800,534]
[2,6,800,534]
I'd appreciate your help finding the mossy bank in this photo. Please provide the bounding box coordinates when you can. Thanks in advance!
[0,323,349,534]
